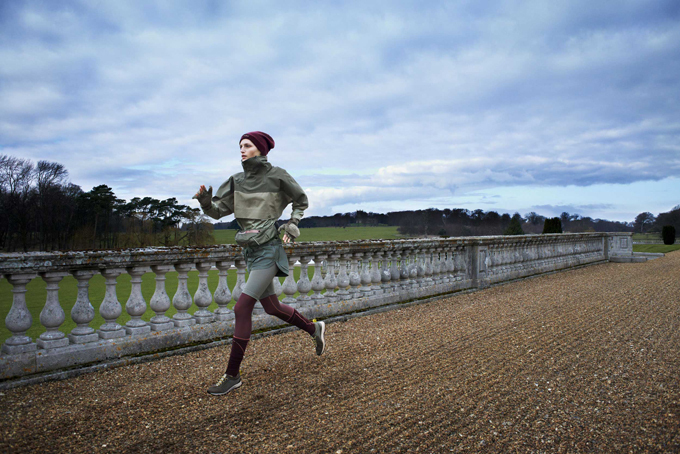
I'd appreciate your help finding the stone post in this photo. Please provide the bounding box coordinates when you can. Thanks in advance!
[193,262,214,324]
[69,270,100,343]
[37,271,70,349]
[214,261,234,321]
[2,273,38,354]
[172,263,195,328]
[98,268,127,339]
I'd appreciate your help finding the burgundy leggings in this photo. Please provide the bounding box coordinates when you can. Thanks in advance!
[226,292,315,376]
[233,292,314,338]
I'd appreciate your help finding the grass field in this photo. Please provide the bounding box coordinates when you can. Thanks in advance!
[212,225,403,244]
[632,233,662,241]
[0,226,402,345]
[633,244,680,253]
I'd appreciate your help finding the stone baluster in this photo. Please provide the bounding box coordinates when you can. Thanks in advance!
[124,267,151,335]
[415,249,425,285]
[193,262,215,324]
[390,248,402,292]
[297,256,313,305]
[214,261,234,321]
[381,250,392,293]
[423,248,434,285]
[37,271,70,349]
[336,254,351,299]
[430,247,440,284]
[452,245,460,280]
[372,251,384,295]
[232,259,247,303]
[311,253,327,301]
[281,255,299,306]
[2,273,38,354]
[324,254,339,302]
[98,268,126,339]
[69,270,100,343]
[348,253,362,297]
[359,252,373,296]
[486,245,495,279]
[148,265,174,331]
[400,247,411,289]
[440,247,451,284]
[456,246,466,281]
[172,263,196,327]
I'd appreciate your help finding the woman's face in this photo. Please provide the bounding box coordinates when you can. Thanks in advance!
[240,139,261,161]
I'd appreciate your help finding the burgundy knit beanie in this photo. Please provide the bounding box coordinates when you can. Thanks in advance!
[240,131,275,156]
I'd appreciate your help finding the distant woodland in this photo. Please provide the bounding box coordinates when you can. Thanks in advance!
[2,155,677,252]
[0,155,213,252]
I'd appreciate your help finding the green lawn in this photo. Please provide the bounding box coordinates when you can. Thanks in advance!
[212,225,403,244]
[633,244,680,253]
[632,233,660,240]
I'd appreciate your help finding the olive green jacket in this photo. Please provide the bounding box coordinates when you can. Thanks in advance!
[200,155,309,235]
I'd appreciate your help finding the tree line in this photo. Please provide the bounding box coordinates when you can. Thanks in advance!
[632,207,680,236]
[0,155,213,252]
[3,154,676,252]
[288,208,633,237]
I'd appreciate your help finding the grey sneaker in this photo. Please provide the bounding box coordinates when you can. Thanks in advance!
[207,373,242,396]
[313,321,326,356]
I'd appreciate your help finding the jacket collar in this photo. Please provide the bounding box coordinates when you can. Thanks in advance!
[241,155,271,176]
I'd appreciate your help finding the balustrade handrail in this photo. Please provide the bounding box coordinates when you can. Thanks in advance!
[0,232,623,274]
[0,232,633,383]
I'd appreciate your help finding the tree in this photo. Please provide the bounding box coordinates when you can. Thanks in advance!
[504,213,525,235]
[542,217,562,233]
[35,161,69,250]
[662,225,676,245]
[0,155,35,251]
[654,206,680,236]
[633,212,656,234]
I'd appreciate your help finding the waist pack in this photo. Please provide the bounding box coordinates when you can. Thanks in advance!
[234,225,278,247]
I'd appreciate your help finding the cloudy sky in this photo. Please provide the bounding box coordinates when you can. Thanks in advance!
[1,0,679,222]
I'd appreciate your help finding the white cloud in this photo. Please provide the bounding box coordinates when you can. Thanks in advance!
[1,0,679,223]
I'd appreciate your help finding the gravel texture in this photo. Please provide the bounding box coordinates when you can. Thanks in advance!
[1,252,679,453]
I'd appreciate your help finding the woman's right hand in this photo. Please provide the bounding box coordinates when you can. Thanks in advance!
[192,185,213,206]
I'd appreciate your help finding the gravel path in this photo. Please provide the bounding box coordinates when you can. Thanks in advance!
[2,253,679,453]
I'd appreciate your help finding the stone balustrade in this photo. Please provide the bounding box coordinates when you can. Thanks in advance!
[0,232,633,380]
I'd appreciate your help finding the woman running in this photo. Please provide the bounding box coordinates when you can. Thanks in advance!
[194,131,326,396]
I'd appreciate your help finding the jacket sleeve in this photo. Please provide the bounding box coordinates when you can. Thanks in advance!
[279,169,309,222]
[201,176,235,220]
